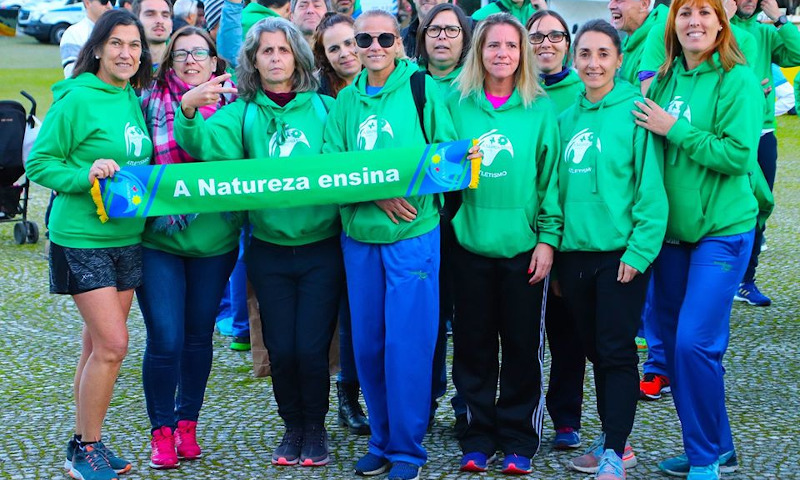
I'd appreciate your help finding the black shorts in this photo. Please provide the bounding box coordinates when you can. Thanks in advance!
[49,242,143,295]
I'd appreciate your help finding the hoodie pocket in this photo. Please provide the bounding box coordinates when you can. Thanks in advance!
[664,185,705,243]
[452,204,537,258]
[562,201,625,251]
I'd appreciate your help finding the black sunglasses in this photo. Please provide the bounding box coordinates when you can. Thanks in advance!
[354,32,396,49]
[98,0,117,6]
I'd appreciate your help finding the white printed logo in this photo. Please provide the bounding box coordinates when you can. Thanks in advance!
[357,115,394,151]
[565,128,601,165]
[269,128,311,157]
[666,96,691,122]
[477,129,514,167]
[124,122,150,158]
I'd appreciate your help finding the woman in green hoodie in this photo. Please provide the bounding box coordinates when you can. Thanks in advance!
[632,0,763,477]
[446,12,562,476]
[174,17,342,468]
[557,20,667,480]
[322,9,457,480]
[26,9,153,480]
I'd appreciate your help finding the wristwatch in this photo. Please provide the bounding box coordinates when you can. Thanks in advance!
[774,15,788,28]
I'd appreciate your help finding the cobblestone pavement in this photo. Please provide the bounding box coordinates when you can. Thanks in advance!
[1,118,798,480]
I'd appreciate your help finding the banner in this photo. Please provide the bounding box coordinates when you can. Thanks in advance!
[92,139,480,221]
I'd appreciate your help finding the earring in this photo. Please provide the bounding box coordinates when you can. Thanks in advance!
[95,55,100,59]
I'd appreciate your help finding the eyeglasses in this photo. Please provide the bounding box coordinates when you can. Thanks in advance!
[528,31,568,44]
[354,32,397,48]
[97,0,117,6]
[424,25,462,38]
[171,48,210,62]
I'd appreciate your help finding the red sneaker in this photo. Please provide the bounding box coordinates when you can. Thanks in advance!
[175,420,202,460]
[640,373,671,400]
[149,426,179,469]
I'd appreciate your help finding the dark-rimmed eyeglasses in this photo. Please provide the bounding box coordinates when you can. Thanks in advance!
[354,32,397,48]
[424,25,462,38]
[528,31,568,44]
[171,48,210,62]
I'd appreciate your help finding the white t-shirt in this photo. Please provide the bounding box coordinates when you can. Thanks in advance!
[60,16,94,78]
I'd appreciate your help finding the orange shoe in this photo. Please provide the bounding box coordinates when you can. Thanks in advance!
[639,373,670,400]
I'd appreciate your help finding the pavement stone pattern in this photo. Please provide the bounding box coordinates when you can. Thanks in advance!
[1,119,799,479]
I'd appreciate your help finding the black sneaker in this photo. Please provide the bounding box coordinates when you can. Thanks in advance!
[272,427,303,466]
[300,425,330,466]
[70,444,118,480]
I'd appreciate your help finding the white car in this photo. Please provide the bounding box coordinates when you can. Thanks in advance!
[18,0,84,44]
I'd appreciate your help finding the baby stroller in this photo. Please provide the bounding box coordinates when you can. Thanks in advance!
[0,91,39,244]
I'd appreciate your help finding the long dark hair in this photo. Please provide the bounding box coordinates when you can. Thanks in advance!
[312,12,356,98]
[415,3,473,70]
[525,9,572,67]
[154,26,227,86]
[72,9,153,89]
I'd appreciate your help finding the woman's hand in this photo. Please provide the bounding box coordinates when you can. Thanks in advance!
[467,144,482,161]
[633,98,676,136]
[375,198,417,224]
[617,262,640,283]
[528,242,554,285]
[181,73,238,119]
[88,158,120,185]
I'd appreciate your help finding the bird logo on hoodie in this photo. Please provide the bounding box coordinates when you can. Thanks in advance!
[124,122,151,159]
[565,128,601,168]
[269,128,311,157]
[357,115,394,151]
[477,129,514,167]
[666,96,692,122]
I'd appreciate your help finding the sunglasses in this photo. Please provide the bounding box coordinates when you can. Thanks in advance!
[528,31,568,45]
[172,48,210,62]
[354,32,396,48]
[424,25,462,39]
[97,0,117,6]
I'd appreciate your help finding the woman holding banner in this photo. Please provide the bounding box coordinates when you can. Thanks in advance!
[137,25,240,470]
[26,9,152,480]
[174,17,342,467]
[322,8,457,480]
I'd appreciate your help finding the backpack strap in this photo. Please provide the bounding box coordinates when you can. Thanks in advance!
[410,70,429,144]
[493,0,509,12]
[241,101,255,159]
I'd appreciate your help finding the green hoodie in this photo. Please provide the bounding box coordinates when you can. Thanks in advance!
[558,81,667,272]
[472,0,535,24]
[174,91,340,247]
[619,4,669,86]
[542,70,584,114]
[322,59,457,244]
[419,62,462,97]
[26,73,152,248]
[446,89,562,258]
[241,2,280,40]
[649,54,762,243]
[141,213,244,258]
[731,13,800,129]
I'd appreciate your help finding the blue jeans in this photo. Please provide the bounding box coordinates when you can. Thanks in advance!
[137,247,237,429]
[650,231,753,466]
[217,228,250,338]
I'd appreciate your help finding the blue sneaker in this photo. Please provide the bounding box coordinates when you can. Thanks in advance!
[460,452,497,472]
[501,453,532,474]
[596,449,625,479]
[215,317,234,336]
[354,453,390,476]
[387,461,420,480]
[687,462,720,480]
[659,450,738,477]
[66,438,131,475]
[734,281,771,306]
[70,444,118,480]
[554,428,581,450]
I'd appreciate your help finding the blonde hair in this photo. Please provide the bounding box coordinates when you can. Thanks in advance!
[455,13,543,106]
[354,8,406,59]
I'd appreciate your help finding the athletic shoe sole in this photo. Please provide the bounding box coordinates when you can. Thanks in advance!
[733,294,770,306]
[148,460,180,469]
[502,463,533,474]
[460,460,489,472]
[67,458,133,474]
[177,453,202,460]
[355,463,390,476]
[640,385,671,400]
[569,455,637,474]
[69,468,121,480]
[272,457,300,466]
[300,455,330,467]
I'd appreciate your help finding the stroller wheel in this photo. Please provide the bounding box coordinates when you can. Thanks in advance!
[25,221,39,244]
[13,222,27,244]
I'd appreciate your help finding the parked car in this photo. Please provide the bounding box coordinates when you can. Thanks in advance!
[18,0,83,44]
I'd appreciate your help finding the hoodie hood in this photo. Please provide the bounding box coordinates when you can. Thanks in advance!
[52,72,136,104]
[352,58,416,99]
[576,79,639,110]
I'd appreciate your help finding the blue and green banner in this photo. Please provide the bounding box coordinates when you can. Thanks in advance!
[92,139,480,221]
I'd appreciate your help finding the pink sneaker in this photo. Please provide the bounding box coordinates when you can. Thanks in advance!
[150,426,179,469]
[175,420,202,460]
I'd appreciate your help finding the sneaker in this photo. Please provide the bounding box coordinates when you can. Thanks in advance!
[568,434,637,474]
[175,420,202,460]
[635,337,648,352]
[65,437,78,472]
[149,426,179,469]
[230,336,251,351]
[687,462,720,480]
[215,317,234,336]
[459,452,497,472]
[387,461,420,480]
[501,453,532,474]
[554,427,582,450]
[94,441,132,474]
[70,443,118,480]
[658,450,738,477]
[354,453,390,476]
[596,449,626,479]
[640,373,671,400]
[734,281,772,306]
[272,427,303,466]
[300,425,330,466]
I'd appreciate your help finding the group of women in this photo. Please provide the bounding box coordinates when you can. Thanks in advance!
[24,0,767,478]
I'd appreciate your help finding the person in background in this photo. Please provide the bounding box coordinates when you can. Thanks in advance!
[60,0,114,78]
[331,0,360,18]
[133,0,174,69]
[121,0,134,10]
[173,0,198,31]
[195,0,205,27]
[203,0,224,40]
[27,9,153,480]
[400,0,448,58]
[242,0,292,39]
[291,0,330,44]
[525,7,586,452]
[607,0,668,87]
[471,0,546,24]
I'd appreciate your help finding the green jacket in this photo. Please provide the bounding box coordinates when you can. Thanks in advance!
[241,2,280,40]
[26,73,152,248]
[649,54,762,242]
[174,91,341,246]
[558,81,667,272]
[322,59,457,244]
[472,0,535,24]
[446,88,562,258]
[542,70,584,114]
[731,13,800,129]
[420,62,462,97]
[619,4,669,86]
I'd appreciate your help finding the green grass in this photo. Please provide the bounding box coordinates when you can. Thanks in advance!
[1,34,65,117]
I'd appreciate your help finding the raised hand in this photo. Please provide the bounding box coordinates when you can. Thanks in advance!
[181,73,238,118]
